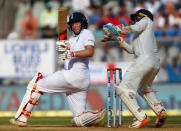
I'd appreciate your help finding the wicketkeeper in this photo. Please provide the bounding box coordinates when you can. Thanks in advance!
[102,9,167,128]
[10,12,106,127]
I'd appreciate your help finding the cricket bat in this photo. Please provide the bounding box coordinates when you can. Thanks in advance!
[56,7,68,70]
[58,7,68,40]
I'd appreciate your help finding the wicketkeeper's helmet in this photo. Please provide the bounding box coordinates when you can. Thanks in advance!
[130,9,153,22]
[68,12,88,30]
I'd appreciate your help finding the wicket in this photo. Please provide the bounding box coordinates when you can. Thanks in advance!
[107,68,122,127]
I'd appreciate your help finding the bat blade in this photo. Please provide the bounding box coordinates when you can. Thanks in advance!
[58,7,68,40]
[56,7,68,70]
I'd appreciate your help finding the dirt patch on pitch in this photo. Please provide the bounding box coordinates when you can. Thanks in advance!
[1,125,181,131]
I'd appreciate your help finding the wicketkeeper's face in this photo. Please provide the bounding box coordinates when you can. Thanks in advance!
[72,22,82,34]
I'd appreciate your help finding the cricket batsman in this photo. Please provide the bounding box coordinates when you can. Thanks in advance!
[10,12,106,127]
[102,9,167,128]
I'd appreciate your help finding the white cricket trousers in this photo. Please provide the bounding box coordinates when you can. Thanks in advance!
[36,70,90,117]
[121,55,160,93]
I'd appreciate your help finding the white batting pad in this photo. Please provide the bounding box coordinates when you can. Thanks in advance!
[138,89,166,115]
[116,87,146,121]
[15,72,42,119]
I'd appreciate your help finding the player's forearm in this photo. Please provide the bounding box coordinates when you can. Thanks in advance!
[118,39,134,54]
[121,26,137,34]
[74,48,94,58]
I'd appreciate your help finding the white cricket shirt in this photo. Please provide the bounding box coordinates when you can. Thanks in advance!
[64,29,95,89]
[130,17,160,67]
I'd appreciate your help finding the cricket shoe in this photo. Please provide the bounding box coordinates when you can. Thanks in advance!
[71,108,107,127]
[10,118,27,127]
[93,108,108,127]
[129,115,150,129]
[155,109,167,127]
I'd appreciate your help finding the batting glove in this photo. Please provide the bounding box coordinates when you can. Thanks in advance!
[65,50,75,59]
[56,40,69,54]
[59,50,75,60]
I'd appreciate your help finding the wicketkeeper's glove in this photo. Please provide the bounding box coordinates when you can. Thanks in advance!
[115,24,124,34]
[102,23,125,41]
[102,35,122,42]
[103,23,119,37]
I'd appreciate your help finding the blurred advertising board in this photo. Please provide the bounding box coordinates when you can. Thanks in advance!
[0,84,181,112]
[0,39,55,78]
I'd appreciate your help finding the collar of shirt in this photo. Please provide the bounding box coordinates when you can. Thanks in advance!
[73,29,84,37]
